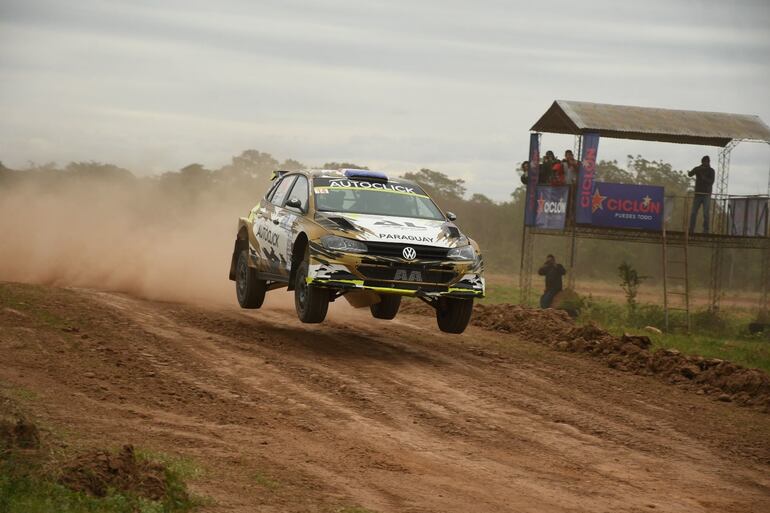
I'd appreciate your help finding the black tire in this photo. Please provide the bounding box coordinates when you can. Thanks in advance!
[235,249,266,309]
[294,258,329,323]
[370,294,401,320]
[436,297,474,334]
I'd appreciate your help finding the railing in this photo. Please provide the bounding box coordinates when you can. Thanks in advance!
[662,193,769,238]
[528,184,769,239]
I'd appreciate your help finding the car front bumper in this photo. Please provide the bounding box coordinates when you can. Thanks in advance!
[307,244,485,298]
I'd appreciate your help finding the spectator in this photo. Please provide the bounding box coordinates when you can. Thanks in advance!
[562,150,580,184]
[550,160,566,186]
[539,151,557,184]
[688,155,715,234]
[538,254,566,309]
[520,161,530,185]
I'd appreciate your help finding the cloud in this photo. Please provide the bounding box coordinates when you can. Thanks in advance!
[0,0,769,200]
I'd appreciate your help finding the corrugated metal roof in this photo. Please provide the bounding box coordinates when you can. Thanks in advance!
[531,100,770,147]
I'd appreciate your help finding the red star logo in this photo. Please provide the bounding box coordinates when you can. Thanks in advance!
[537,194,545,213]
[591,188,606,212]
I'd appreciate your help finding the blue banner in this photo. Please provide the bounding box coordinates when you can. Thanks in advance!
[524,133,540,226]
[576,133,600,224]
[588,182,664,230]
[533,186,569,229]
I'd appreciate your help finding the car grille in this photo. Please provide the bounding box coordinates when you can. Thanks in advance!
[364,241,449,260]
[357,264,456,284]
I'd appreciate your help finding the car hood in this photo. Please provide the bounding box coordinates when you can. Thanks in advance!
[315,212,468,248]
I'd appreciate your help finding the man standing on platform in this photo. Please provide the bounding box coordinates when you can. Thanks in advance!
[538,254,566,309]
[688,156,715,234]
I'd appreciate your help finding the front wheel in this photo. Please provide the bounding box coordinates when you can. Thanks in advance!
[294,258,329,323]
[370,294,401,320]
[235,250,266,309]
[436,297,473,334]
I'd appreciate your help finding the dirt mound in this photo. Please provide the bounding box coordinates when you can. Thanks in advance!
[59,445,172,501]
[401,301,770,409]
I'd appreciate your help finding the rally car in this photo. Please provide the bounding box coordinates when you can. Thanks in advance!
[228,168,485,333]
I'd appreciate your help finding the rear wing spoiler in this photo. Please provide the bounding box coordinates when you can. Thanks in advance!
[270,170,290,181]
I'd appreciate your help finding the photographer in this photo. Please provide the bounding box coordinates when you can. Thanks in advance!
[538,254,566,309]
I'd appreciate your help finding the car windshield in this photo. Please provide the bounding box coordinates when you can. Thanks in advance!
[312,177,445,220]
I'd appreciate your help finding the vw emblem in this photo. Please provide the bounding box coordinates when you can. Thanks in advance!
[402,246,417,260]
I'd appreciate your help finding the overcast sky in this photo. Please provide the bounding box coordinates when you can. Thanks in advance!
[1,0,769,200]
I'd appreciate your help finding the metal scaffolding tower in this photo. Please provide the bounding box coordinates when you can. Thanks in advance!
[522,100,770,324]
[709,140,740,311]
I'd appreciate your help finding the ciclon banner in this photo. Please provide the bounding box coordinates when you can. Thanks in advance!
[588,182,664,230]
[533,186,569,229]
[524,133,541,226]
[576,133,600,224]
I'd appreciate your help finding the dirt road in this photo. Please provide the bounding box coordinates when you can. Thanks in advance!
[1,283,769,512]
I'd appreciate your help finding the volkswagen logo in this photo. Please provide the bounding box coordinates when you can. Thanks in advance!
[402,246,417,260]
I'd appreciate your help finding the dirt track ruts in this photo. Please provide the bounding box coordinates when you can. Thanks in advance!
[1,283,769,513]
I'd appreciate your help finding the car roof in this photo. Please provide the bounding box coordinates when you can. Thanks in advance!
[285,168,419,187]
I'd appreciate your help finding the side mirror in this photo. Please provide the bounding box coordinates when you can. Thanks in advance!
[446,212,457,221]
[285,197,303,211]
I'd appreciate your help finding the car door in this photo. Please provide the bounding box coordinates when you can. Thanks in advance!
[253,175,296,278]
[282,174,309,267]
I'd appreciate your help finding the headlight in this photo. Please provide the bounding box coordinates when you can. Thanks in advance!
[320,235,367,253]
[447,245,476,261]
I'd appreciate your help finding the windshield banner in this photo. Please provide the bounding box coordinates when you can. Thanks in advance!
[524,133,541,226]
[313,177,427,197]
[532,186,569,230]
[576,132,600,224]
[587,182,664,230]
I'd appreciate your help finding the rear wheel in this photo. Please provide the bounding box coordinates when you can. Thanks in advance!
[436,297,473,334]
[235,249,266,309]
[294,257,329,323]
[370,294,401,320]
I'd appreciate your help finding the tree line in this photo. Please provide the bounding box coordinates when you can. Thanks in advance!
[1,150,763,292]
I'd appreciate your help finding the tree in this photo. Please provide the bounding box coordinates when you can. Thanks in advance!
[322,162,368,170]
[402,168,466,200]
[470,193,494,204]
[618,261,646,313]
[627,154,689,194]
[65,161,134,181]
[280,159,305,172]
[159,163,213,193]
[595,159,634,184]
[214,150,277,184]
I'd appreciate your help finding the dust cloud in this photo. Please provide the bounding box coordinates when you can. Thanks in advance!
[0,179,252,306]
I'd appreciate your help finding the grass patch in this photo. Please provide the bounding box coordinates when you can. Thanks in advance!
[576,296,770,372]
[0,449,201,513]
[0,283,68,329]
[647,332,770,371]
[1,386,38,403]
[135,450,204,482]
[252,471,279,490]
[335,507,379,513]
[480,281,522,304]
